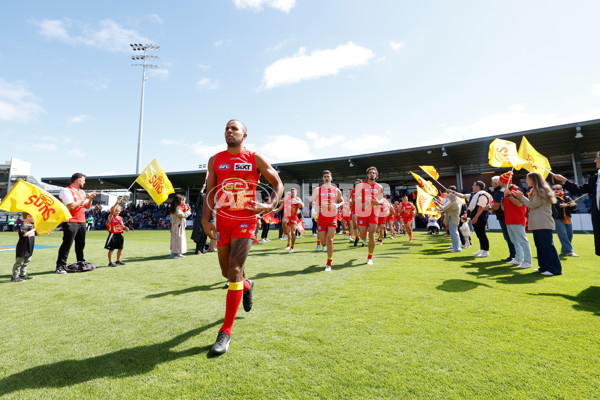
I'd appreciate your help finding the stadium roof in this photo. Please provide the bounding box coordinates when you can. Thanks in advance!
[42,119,600,193]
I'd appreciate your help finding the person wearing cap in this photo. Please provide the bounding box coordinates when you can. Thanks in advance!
[499,172,533,269]
[554,151,600,257]
[551,184,578,257]
[491,175,516,264]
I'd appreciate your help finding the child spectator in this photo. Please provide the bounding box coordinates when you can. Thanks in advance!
[427,216,440,234]
[459,215,472,248]
[105,204,129,267]
[11,212,37,282]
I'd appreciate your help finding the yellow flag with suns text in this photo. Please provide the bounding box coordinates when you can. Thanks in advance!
[416,186,434,215]
[419,165,439,181]
[135,159,175,205]
[0,179,72,235]
[517,137,551,179]
[488,139,521,168]
[410,171,438,197]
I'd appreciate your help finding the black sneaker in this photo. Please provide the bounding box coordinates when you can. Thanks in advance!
[10,277,24,283]
[115,260,126,265]
[502,257,512,262]
[19,275,34,280]
[55,268,67,274]
[209,331,231,357]
[354,237,359,247]
[243,279,254,312]
[108,262,118,267]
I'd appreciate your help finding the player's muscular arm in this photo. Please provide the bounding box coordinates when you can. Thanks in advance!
[202,156,218,240]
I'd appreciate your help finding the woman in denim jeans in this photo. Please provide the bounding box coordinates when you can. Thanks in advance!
[551,184,578,257]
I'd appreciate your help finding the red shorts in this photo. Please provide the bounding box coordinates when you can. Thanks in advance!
[317,216,337,232]
[287,216,299,225]
[357,214,378,226]
[402,215,414,224]
[378,217,387,226]
[217,215,257,246]
[387,215,395,222]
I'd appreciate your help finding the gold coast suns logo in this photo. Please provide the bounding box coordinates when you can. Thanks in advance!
[418,195,428,211]
[219,177,251,210]
[148,174,166,194]
[527,154,538,170]
[24,194,56,221]
[494,145,509,163]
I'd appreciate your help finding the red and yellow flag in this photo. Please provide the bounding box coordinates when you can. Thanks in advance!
[410,171,438,197]
[517,137,551,179]
[419,165,439,181]
[296,218,305,234]
[488,139,521,168]
[416,186,434,215]
[262,212,280,225]
[135,159,175,205]
[0,179,72,235]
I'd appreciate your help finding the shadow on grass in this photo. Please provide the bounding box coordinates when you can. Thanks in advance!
[251,258,358,279]
[146,281,226,298]
[0,320,223,396]
[531,286,600,316]
[121,254,178,263]
[436,279,492,292]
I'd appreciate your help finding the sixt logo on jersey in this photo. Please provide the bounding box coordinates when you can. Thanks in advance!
[218,164,231,170]
[234,163,252,171]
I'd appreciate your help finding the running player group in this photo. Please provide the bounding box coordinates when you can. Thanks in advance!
[201,119,420,357]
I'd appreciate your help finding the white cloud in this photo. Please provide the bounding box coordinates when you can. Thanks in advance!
[214,40,224,48]
[305,131,345,149]
[389,41,405,51]
[198,64,210,70]
[68,114,89,124]
[261,42,375,89]
[435,108,600,146]
[148,14,163,24]
[234,0,296,13]
[67,148,86,158]
[191,141,226,160]
[32,143,58,152]
[509,103,526,112]
[149,69,169,80]
[197,78,219,90]
[265,38,295,54]
[592,84,600,96]
[161,139,184,145]
[34,18,143,52]
[0,79,45,123]
[258,135,314,162]
[342,135,390,152]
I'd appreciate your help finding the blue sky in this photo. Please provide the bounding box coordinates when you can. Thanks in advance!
[2,0,600,180]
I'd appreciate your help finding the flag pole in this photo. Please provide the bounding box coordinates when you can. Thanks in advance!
[517,158,554,176]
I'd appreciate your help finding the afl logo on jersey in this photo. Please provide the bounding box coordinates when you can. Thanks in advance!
[240,224,249,228]
[218,164,231,170]
[234,163,252,171]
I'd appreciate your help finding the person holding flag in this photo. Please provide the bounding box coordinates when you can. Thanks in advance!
[55,173,97,275]
[554,150,600,256]
[202,120,283,357]
[169,194,191,258]
[436,190,462,252]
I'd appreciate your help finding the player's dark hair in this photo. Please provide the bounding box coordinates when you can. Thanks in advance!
[322,170,331,176]
[70,173,86,183]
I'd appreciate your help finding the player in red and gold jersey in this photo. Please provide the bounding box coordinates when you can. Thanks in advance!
[399,195,416,242]
[310,170,343,271]
[203,120,283,356]
[355,167,384,264]
[349,179,361,245]
[104,204,129,267]
[377,198,390,245]
[274,187,304,253]
[386,198,396,239]
[341,196,352,239]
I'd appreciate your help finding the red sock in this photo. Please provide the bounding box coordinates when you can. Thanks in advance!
[243,279,251,292]
[327,258,332,266]
[368,253,373,260]
[317,240,321,246]
[290,246,294,250]
[220,284,243,335]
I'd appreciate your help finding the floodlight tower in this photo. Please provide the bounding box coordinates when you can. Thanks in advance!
[130,41,160,174]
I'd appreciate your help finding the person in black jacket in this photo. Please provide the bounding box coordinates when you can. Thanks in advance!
[12,212,37,282]
[554,151,600,256]
[191,186,208,254]
[551,184,578,257]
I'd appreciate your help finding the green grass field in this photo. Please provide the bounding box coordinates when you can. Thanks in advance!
[1,228,599,399]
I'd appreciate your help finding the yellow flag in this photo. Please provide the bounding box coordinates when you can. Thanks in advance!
[488,139,520,168]
[135,159,175,205]
[0,179,72,235]
[419,165,439,181]
[517,137,551,179]
[416,186,434,215]
[410,171,438,197]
